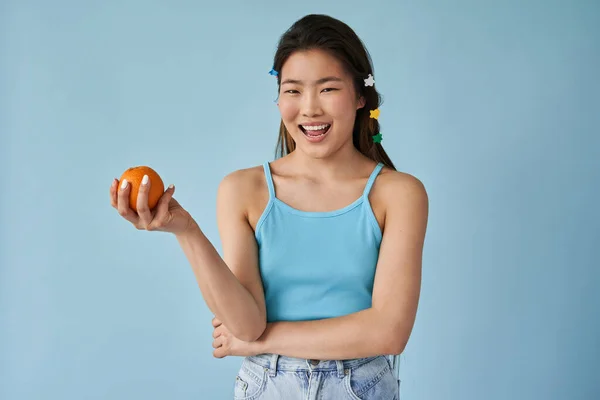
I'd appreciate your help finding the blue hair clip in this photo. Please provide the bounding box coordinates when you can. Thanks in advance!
[269,68,278,76]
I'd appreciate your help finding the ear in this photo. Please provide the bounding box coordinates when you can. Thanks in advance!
[356,96,366,110]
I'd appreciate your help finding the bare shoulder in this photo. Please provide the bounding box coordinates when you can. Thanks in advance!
[219,163,262,186]
[377,168,428,203]
[370,167,428,232]
[217,165,268,228]
[217,165,265,202]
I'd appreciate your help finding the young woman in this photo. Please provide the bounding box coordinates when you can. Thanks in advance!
[110,14,428,400]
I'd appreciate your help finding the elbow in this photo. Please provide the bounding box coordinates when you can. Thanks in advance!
[227,304,267,342]
[386,338,407,355]
[237,319,267,342]
[381,324,408,355]
[380,317,409,355]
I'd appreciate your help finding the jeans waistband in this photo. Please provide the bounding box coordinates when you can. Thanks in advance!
[245,353,382,378]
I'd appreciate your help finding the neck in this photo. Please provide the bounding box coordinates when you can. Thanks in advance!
[287,142,372,180]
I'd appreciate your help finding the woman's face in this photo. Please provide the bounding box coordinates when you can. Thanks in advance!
[278,49,365,159]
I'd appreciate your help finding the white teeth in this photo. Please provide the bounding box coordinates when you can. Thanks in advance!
[302,124,330,131]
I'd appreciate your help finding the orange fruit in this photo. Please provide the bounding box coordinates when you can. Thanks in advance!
[118,166,165,212]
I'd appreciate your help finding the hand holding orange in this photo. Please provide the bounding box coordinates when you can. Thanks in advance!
[110,165,193,234]
[118,166,164,212]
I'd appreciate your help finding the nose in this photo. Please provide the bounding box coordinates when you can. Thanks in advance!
[300,91,323,117]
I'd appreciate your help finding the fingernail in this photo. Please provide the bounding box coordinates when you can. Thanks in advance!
[121,179,128,190]
[112,179,117,187]
[168,184,174,190]
[142,175,149,185]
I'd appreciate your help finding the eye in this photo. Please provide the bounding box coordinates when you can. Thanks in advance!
[284,89,300,94]
[321,88,339,93]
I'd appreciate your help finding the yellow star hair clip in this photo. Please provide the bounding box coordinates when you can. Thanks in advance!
[364,73,375,87]
[369,109,380,120]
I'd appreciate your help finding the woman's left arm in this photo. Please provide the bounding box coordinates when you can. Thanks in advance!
[213,173,429,360]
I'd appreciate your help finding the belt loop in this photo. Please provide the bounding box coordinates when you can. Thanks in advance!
[336,360,345,379]
[268,354,279,377]
[305,359,313,370]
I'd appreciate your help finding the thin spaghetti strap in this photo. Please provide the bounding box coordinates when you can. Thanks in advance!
[362,162,384,198]
[263,162,276,199]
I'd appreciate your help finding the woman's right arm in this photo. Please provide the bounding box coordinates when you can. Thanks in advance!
[176,170,267,342]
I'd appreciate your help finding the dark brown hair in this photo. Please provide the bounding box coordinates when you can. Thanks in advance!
[272,14,396,170]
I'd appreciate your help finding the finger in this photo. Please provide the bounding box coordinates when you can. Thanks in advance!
[147,184,176,231]
[152,184,175,220]
[212,328,222,339]
[110,179,119,208]
[212,336,222,349]
[213,348,224,359]
[212,324,223,338]
[136,174,153,228]
[212,317,222,327]
[117,179,139,224]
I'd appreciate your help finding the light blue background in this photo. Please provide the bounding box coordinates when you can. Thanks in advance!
[1,1,598,399]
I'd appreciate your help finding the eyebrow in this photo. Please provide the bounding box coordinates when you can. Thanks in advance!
[280,76,344,85]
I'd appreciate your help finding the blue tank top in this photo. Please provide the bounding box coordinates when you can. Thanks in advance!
[255,162,384,323]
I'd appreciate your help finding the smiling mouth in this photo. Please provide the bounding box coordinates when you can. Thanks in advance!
[299,123,331,138]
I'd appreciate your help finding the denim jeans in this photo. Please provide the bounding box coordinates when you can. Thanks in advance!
[233,353,400,399]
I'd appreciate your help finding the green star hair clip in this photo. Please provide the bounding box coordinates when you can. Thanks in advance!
[372,133,383,143]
